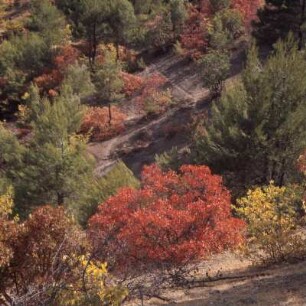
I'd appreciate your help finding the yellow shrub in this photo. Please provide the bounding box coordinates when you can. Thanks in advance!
[0,186,14,219]
[0,186,16,268]
[57,254,128,306]
[236,183,306,264]
[98,43,118,64]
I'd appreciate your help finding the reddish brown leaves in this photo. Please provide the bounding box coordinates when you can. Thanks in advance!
[180,5,209,59]
[120,72,144,97]
[34,45,80,95]
[89,165,245,272]
[232,0,262,26]
[135,73,171,114]
[80,106,127,142]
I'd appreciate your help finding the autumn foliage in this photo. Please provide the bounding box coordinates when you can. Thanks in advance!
[232,0,262,26]
[237,184,306,263]
[0,205,84,304]
[80,106,127,142]
[0,187,18,269]
[180,0,262,58]
[0,204,127,305]
[34,45,80,95]
[120,72,144,97]
[136,73,172,114]
[180,5,209,59]
[89,165,245,273]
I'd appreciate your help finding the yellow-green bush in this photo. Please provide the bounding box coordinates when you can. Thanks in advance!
[236,183,306,264]
[57,255,128,306]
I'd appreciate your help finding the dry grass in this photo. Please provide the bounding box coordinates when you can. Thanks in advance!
[127,252,306,306]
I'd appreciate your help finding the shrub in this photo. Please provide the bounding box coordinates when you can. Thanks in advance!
[120,72,144,97]
[236,183,306,264]
[34,45,80,94]
[155,147,181,171]
[180,5,209,59]
[89,164,245,276]
[0,204,127,305]
[80,106,127,142]
[231,0,262,27]
[136,73,173,115]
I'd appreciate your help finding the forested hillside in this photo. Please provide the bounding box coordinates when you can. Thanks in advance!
[0,0,306,305]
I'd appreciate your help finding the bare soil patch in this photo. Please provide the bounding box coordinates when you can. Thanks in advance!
[127,253,306,306]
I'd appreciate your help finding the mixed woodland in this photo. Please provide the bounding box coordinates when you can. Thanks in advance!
[1,0,306,304]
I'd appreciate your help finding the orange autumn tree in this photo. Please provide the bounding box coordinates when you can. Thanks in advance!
[89,164,245,275]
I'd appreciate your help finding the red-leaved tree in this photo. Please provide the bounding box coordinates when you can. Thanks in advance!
[88,164,245,276]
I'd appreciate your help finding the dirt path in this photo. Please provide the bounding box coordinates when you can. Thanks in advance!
[87,52,212,176]
[125,253,306,306]
[87,49,245,177]
[163,261,306,306]
[87,103,193,176]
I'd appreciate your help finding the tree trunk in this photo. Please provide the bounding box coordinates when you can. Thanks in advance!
[108,104,112,126]
[57,193,64,206]
[89,23,97,68]
[298,0,306,50]
[115,41,120,62]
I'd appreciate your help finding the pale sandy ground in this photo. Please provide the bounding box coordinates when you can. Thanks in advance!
[127,252,306,306]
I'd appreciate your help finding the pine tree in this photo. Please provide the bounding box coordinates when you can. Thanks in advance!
[80,0,111,66]
[194,36,306,191]
[169,0,187,39]
[79,160,139,225]
[198,50,230,97]
[62,63,95,100]
[79,0,136,65]
[108,0,137,60]
[14,85,95,215]
[28,0,67,47]
[93,52,123,125]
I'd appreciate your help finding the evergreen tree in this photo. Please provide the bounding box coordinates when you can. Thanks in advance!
[79,160,139,225]
[108,0,137,60]
[93,52,123,125]
[169,0,187,39]
[80,0,111,66]
[28,0,67,47]
[14,86,95,215]
[198,50,230,97]
[0,123,24,175]
[194,37,306,191]
[79,0,136,65]
[62,63,95,100]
